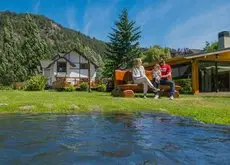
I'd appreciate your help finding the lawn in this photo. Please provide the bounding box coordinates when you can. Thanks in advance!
[0,90,230,125]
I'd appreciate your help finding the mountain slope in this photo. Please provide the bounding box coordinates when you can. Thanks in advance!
[0,11,106,66]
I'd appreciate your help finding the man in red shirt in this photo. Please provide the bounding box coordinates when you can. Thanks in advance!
[159,59,175,100]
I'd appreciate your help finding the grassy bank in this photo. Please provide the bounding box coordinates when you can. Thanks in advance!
[0,91,229,125]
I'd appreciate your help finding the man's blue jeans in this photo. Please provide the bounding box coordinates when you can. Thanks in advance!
[160,79,175,96]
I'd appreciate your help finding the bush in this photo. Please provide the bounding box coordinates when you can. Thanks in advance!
[64,84,76,92]
[0,84,12,90]
[174,78,192,94]
[24,75,48,91]
[111,88,121,97]
[97,84,106,92]
[79,82,88,91]
[12,82,25,90]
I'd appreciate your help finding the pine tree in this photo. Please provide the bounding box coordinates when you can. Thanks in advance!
[0,50,8,85]
[13,44,27,82]
[105,9,141,77]
[2,18,14,84]
[0,17,26,85]
[21,14,48,77]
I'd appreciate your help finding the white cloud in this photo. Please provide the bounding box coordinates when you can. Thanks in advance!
[65,6,77,29]
[33,0,40,14]
[166,3,230,49]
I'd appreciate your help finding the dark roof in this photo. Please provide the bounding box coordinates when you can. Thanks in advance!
[62,49,99,68]
[51,52,66,60]
[49,49,99,68]
[46,55,76,68]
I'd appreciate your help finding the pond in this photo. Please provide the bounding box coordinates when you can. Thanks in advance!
[0,113,229,165]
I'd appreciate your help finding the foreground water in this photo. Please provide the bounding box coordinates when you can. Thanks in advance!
[0,113,229,165]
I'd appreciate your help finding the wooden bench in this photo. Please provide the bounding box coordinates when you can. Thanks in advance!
[114,70,181,98]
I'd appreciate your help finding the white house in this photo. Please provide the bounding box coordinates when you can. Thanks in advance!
[40,50,98,86]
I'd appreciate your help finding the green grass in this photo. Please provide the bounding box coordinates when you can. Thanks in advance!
[0,90,230,125]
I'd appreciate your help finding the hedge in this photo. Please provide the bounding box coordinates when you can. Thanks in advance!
[24,75,48,91]
[174,78,192,94]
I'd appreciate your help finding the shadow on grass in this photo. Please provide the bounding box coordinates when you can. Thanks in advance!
[135,94,155,98]
[201,96,230,99]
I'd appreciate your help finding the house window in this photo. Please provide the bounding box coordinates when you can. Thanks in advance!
[199,61,230,92]
[172,63,192,79]
[80,63,89,69]
[70,63,80,69]
[57,62,67,72]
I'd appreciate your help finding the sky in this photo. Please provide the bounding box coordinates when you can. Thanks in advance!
[1,0,230,49]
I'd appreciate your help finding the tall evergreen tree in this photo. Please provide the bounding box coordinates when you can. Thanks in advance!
[21,14,48,77]
[0,17,26,85]
[13,43,27,82]
[0,50,8,85]
[1,17,14,84]
[105,9,141,77]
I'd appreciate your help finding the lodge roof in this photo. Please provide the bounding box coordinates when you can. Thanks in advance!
[185,47,230,59]
[144,47,230,69]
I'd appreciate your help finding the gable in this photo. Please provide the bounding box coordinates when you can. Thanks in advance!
[46,56,76,69]
[64,51,87,63]
[44,50,99,69]
[63,50,98,68]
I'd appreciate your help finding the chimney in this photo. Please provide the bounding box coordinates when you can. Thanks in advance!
[218,31,230,49]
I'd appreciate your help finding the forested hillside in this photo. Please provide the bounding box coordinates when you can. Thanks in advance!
[0,11,106,57]
[0,11,106,85]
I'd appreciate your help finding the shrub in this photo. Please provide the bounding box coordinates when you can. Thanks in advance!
[79,82,88,91]
[111,88,121,97]
[64,84,76,92]
[12,82,25,90]
[24,75,48,91]
[97,84,106,92]
[97,83,106,92]
[174,78,192,94]
[0,84,12,90]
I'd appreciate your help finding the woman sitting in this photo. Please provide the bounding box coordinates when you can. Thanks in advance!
[132,58,160,98]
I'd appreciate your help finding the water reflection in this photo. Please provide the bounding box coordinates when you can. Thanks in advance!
[0,113,229,165]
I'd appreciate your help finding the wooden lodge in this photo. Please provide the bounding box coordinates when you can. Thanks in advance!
[145,31,230,94]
